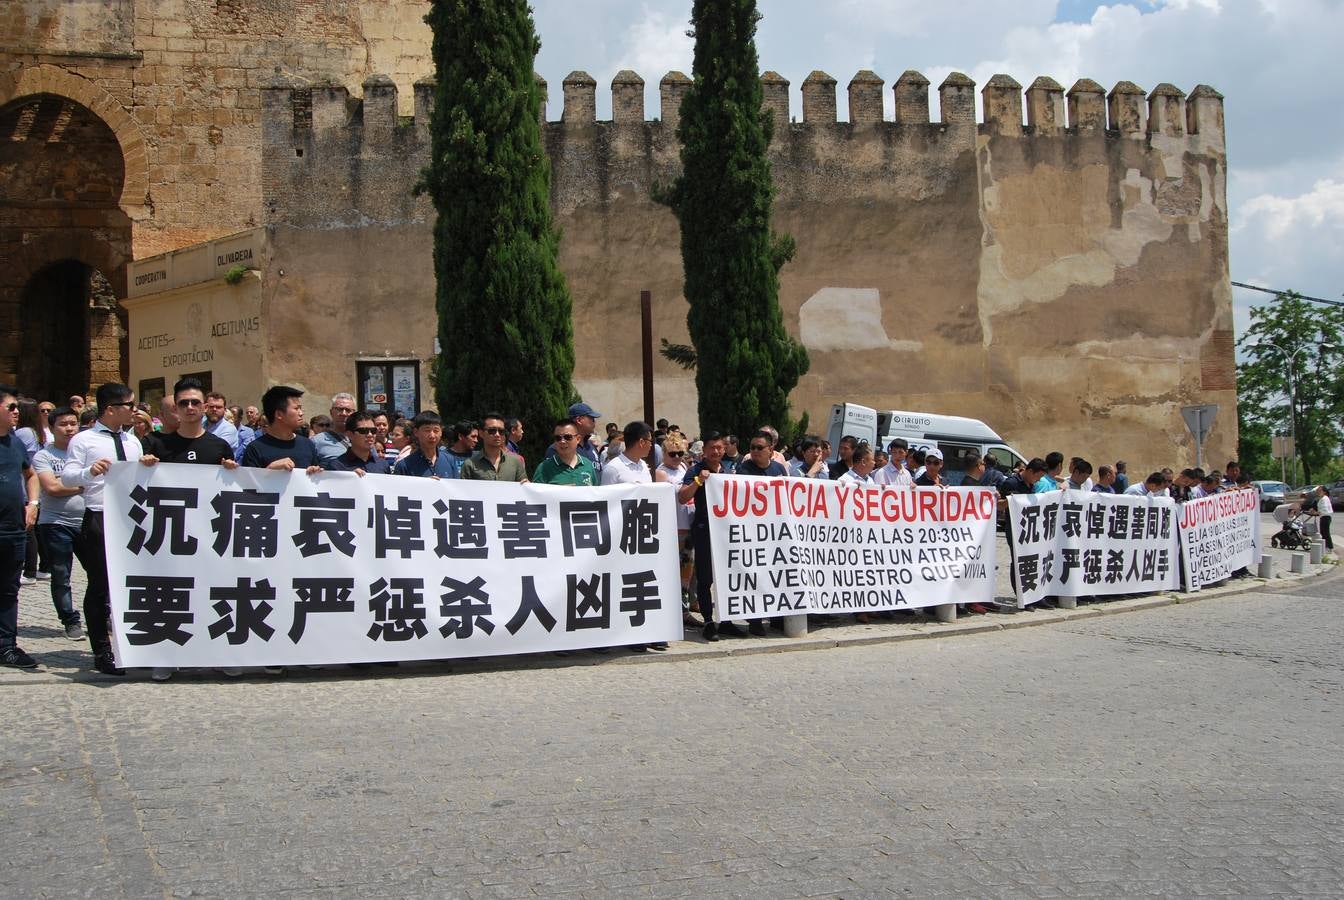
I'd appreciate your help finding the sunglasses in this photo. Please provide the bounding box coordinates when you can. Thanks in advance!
[483,427,506,435]
[666,451,685,457]
[176,398,204,407]
[106,401,136,409]
[553,434,577,442]
[3,403,16,412]
[331,408,355,416]
[350,427,378,435]
[749,444,770,451]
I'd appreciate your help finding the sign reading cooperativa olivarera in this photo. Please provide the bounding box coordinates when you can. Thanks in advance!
[706,476,998,621]
[103,464,684,668]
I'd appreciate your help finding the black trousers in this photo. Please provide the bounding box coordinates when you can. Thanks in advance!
[1321,515,1333,550]
[75,510,112,654]
[693,527,714,624]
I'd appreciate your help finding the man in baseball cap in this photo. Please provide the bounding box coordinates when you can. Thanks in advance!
[556,401,603,470]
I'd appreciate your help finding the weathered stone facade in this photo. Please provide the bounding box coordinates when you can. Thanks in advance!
[2,1,1235,471]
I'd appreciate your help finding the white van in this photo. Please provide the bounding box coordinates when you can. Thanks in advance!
[825,403,1027,485]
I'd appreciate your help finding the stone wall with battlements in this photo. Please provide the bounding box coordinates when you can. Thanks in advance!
[254,67,1234,472]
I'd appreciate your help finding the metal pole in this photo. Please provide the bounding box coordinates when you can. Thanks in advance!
[1194,408,1204,470]
[640,290,654,426]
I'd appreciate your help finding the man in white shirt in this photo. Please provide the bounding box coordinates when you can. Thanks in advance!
[600,421,654,486]
[838,444,876,484]
[873,437,913,487]
[1125,471,1169,497]
[600,421,666,651]
[62,383,153,676]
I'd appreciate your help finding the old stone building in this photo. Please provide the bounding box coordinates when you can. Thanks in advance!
[3,2,1235,471]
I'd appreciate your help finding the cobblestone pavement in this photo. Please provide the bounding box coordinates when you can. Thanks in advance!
[3,519,1341,897]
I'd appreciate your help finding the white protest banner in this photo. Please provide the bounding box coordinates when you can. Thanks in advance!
[1008,490,1180,606]
[103,463,683,667]
[705,476,997,621]
[1178,489,1261,590]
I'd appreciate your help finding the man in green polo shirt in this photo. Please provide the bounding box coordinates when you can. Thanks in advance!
[533,417,596,486]
[460,413,529,482]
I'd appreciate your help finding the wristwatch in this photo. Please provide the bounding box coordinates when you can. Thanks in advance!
[26,500,39,507]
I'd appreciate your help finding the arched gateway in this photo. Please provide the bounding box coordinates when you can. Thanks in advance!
[0,65,148,401]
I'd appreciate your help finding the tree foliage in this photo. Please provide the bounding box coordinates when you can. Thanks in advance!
[658,0,809,439]
[1235,291,1344,483]
[419,0,575,461]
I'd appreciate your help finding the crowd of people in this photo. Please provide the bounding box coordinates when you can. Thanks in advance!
[0,376,1331,678]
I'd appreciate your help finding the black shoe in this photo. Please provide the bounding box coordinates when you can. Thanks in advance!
[648,641,669,651]
[93,652,124,676]
[629,644,648,653]
[64,621,84,640]
[748,621,767,637]
[717,621,746,638]
[702,621,719,642]
[0,646,37,668]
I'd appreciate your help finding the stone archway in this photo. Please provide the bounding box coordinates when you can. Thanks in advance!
[0,85,135,397]
[0,65,148,215]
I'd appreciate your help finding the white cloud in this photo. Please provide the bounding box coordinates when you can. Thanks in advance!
[613,5,693,84]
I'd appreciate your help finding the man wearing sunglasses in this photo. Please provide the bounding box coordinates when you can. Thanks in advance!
[62,383,156,675]
[460,413,529,482]
[141,377,237,468]
[313,391,357,468]
[532,418,596,486]
[327,410,391,475]
[0,385,42,668]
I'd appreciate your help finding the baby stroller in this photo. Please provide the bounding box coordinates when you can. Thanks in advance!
[1270,504,1317,551]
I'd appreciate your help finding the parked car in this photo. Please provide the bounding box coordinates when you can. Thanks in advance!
[1285,484,1311,507]
[1328,480,1344,509]
[1252,480,1288,512]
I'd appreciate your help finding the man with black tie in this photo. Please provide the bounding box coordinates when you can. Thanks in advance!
[62,383,153,676]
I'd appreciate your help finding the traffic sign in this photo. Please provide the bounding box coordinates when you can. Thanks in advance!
[1181,404,1218,468]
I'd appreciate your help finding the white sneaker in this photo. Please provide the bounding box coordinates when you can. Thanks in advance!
[18,575,35,585]
[35,572,51,581]
[150,667,174,682]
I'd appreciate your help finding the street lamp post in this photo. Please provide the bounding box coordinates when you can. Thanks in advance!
[1259,340,1331,486]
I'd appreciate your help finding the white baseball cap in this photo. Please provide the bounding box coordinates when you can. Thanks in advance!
[924,447,944,461]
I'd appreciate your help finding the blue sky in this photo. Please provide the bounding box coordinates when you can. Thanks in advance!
[528,0,1344,340]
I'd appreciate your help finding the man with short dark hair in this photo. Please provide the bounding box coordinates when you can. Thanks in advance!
[327,410,391,475]
[242,386,323,472]
[1222,460,1241,490]
[677,431,743,641]
[789,434,829,479]
[143,377,237,467]
[1065,458,1094,491]
[442,420,477,478]
[738,430,788,479]
[874,437,912,487]
[829,435,857,480]
[1113,460,1130,493]
[0,385,41,669]
[839,444,877,484]
[461,413,528,482]
[33,406,85,642]
[203,391,239,453]
[62,383,154,675]
[393,411,456,477]
[960,452,988,487]
[1126,472,1169,497]
[533,419,596,486]
[600,422,667,652]
[313,391,357,468]
[1035,451,1064,492]
[1093,465,1117,493]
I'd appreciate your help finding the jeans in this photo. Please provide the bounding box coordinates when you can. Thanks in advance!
[74,510,112,654]
[0,533,25,650]
[36,523,82,626]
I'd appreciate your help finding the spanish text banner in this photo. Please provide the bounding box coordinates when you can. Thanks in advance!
[1178,490,1261,590]
[1008,490,1180,606]
[706,476,998,621]
[104,463,683,667]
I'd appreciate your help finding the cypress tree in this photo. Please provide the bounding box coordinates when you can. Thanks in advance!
[661,0,809,439]
[419,0,575,461]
